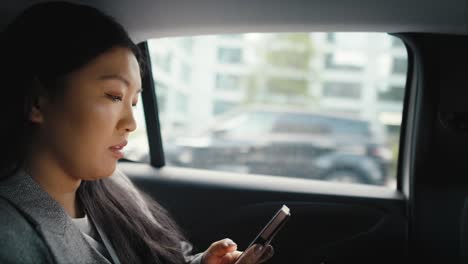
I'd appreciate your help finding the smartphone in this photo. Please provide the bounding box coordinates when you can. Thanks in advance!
[234,205,291,264]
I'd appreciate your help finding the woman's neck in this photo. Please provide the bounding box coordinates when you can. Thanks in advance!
[25,149,84,218]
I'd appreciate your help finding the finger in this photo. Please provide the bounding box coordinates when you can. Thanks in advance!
[232,250,243,259]
[235,245,261,264]
[206,238,238,257]
[219,251,243,264]
[238,244,273,264]
[258,245,274,263]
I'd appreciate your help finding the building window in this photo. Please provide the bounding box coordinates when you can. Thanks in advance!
[378,86,405,102]
[323,82,362,99]
[324,53,364,71]
[213,100,237,115]
[180,63,191,84]
[326,32,336,43]
[215,73,241,90]
[266,77,308,95]
[266,50,310,69]
[392,57,407,74]
[175,92,188,113]
[218,47,243,64]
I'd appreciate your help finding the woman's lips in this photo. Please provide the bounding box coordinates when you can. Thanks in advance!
[109,146,124,159]
[109,140,127,159]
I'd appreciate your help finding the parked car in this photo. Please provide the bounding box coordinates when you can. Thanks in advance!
[163,106,392,185]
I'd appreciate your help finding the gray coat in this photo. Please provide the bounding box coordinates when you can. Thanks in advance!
[0,169,203,264]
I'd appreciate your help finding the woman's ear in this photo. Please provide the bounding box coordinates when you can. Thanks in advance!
[29,97,45,124]
[29,77,47,124]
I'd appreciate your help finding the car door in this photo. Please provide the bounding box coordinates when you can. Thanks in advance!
[120,32,410,264]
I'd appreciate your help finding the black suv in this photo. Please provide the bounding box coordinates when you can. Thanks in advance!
[163,107,392,185]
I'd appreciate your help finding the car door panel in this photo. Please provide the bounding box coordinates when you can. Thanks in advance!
[120,163,407,264]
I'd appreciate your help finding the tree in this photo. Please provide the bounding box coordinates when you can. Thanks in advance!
[244,33,317,107]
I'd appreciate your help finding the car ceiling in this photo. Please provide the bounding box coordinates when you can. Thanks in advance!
[1,0,468,42]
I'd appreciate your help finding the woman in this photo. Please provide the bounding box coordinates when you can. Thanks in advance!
[0,2,273,264]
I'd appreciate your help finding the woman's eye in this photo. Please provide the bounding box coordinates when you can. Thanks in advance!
[106,94,122,102]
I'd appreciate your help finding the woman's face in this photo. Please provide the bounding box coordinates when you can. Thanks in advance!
[32,47,142,180]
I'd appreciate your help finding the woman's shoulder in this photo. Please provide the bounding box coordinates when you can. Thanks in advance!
[0,197,55,263]
[0,196,34,228]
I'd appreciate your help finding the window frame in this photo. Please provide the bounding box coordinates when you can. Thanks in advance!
[389,33,415,195]
[138,42,166,167]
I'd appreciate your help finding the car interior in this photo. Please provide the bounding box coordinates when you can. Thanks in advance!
[2,0,468,263]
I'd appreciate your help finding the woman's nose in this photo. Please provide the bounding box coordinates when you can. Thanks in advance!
[120,105,137,133]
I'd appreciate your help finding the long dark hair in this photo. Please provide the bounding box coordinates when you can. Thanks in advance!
[0,2,187,263]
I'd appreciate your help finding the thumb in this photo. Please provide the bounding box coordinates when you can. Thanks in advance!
[257,245,274,263]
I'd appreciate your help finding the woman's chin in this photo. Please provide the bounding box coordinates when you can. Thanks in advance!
[81,164,116,181]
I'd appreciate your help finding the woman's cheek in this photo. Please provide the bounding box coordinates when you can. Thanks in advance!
[83,99,120,135]
[92,104,121,164]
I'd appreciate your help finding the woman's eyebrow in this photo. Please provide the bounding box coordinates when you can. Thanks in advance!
[99,74,142,93]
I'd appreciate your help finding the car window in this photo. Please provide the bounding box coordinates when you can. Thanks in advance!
[128,33,408,188]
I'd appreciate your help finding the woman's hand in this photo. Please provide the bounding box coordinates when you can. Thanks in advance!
[201,238,241,264]
[201,238,273,264]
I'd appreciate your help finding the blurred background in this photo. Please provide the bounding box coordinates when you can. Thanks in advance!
[125,32,407,189]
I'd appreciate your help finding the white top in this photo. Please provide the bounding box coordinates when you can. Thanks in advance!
[72,214,113,263]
